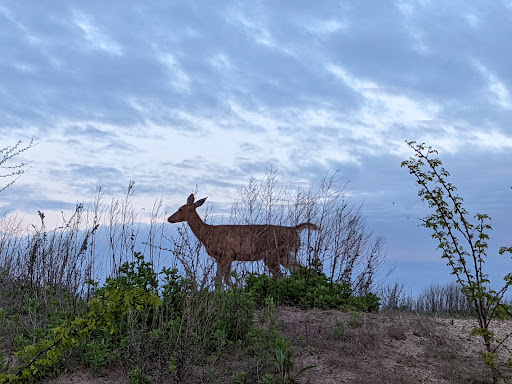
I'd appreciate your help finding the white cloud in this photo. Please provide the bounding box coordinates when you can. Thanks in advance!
[393,2,432,54]
[395,0,415,16]
[73,11,123,55]
[326,64,373,90]
[471,129,512,149]
[210,53,234,72]
[409,28,430,55]
[232,11,274,47]
[465,13,480,28]
[13,62,36,73]
[306,19,346,36]
[158,53,191,93]
[395,0,432,16]
[173,110,231,134]
[0,5,40,45]
[322,64,512,157]
[230,9,295,56]
[326,64,440,128]
[228,101,279,131]
[474,61,512,110]
[226,101,359,166]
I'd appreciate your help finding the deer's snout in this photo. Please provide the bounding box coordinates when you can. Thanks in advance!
[168,211,185,223]
[167,214,177,223]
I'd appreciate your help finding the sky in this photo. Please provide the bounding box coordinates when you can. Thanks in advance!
[1,1,511,294]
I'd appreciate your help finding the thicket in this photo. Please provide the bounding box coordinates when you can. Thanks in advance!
[379,282,474,315]
[229,167,387,295]
[0,251,375,383]
[245,264,380,312]
[1,250,322,383]
[0,167,383,383]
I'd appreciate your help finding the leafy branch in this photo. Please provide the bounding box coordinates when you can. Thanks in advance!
[0,253,161,383]
[401,140,512,382]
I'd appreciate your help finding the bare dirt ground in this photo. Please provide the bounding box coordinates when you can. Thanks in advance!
[278,308,512,384]
[45,308,512,384]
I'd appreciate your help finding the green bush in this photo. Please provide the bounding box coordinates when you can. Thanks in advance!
[81,337,118,374]
[245,267,380,312]
[0,253,161,383]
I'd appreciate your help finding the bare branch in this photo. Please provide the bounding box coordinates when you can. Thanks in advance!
[0,139,37,193]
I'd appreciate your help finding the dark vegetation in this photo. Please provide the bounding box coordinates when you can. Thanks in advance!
[379,282,474,315]
[0,240,378,383]
[0,170,385,383]
[246,264,380,312]
[0,143,510,383]
[402,141,512,382]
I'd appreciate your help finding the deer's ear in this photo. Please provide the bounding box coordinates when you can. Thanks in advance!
[187,194,195,205]
[194,197,207,208]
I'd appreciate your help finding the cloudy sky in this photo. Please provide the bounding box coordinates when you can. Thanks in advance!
[1,1,511,292]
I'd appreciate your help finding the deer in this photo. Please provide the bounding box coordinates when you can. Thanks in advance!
[167,194,319,286]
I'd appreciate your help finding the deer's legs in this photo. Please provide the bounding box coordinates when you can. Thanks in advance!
[215,264,224,288]
[265,256,283,277]
[215,258,233,288]
[285,258,302,273]
[223,260,232,286]
[284,251,302,273]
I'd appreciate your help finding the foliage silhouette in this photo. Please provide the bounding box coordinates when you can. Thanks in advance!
[402,140,512,382]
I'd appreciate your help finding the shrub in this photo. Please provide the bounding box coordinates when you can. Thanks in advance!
[245,265,380,312]
[0,253,161,383]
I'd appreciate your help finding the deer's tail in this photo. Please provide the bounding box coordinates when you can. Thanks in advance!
[295,222,320,231]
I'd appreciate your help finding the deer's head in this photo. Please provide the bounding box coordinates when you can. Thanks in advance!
[168,194,207,223]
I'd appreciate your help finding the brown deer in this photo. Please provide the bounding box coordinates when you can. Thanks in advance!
[168,194,319,286]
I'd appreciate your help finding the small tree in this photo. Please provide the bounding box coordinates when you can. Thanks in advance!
[402,140,512,382]
[0,140,36,193]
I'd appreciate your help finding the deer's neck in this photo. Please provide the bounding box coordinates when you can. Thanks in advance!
[186,210,211,242]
